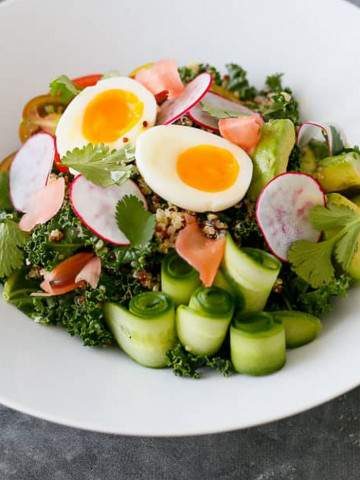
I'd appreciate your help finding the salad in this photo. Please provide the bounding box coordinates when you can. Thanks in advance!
[1,60,359,379]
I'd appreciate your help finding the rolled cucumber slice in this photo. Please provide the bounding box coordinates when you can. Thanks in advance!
[222,235,281,312]
[161,250,200,305]
[230,312,286,376]
[104,292,176,368]
[176,286,234,356]
[272,310,322,348]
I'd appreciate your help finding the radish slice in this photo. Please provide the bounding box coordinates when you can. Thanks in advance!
[157,73,212,125]
[297,121,347,156]
[19,177,65,232]
[9,133,56,212]
[188,91,254,132]
[256,173,325,261]
[70,176,146,245]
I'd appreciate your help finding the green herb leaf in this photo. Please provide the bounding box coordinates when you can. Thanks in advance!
[49,75,80,103]
[309,204,358,231]
[334,223,360,271]
[329,125,345,155]
[265,73,284,92]
[116,195,155,247]
[200,101,244,119]
[288,237,337,288]
[62,144,136,187]
[0,218,27,277]
[0,172,12,211]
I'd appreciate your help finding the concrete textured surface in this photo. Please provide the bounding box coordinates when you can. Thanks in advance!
[1,0,360,478]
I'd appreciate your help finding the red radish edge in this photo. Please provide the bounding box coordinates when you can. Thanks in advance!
[297,121,333,155]
[255,172,326,262]
[9,133,56,212]
[69,176,147,246]
[157,72,212,125]
[188,91,255,132]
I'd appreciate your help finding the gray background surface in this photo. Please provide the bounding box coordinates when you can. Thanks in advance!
[1,1,359,478]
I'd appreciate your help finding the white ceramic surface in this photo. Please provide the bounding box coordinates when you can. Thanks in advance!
[0,0,360,436]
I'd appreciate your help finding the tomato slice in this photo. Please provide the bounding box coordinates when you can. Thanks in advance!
[72,74,102,89]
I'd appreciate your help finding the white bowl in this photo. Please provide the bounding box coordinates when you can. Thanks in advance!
[0,0,360,436]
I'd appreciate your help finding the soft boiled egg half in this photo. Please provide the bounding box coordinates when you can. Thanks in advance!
[56,77,157,157]
[136,125,253,212]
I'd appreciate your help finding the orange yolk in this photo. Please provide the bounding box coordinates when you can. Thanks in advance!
[82,89,144,143]
[177,144,239,192]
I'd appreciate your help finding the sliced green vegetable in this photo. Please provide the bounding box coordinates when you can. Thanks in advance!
[161,251,200,306]
[272,310,322,348]
[313,151,360,192]
[230,311,286,376]
[222,235,281,312]
[104,292,176,368]
[351,194,360,208]
[3,269,38,314]
[248,119,296,200]
[176,286,234,356]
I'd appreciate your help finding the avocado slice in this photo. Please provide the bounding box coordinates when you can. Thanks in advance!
[313,152,360,192]
[325,193,360,280]
[351,194,360,208]
[248,119,296,200]
[299,139,328,174]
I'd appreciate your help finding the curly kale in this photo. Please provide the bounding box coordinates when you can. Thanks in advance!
[178,63,222,85]
[288,144,301,171]
[224,63,257,100]
[166,343,233,379]
[268,267,351,317]
[220,201,263,248]
[24,201,96,270]
[257,73,300,124]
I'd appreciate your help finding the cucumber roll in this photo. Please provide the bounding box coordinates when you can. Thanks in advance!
[272,310,322,348]
[161,251,200,305]
[222,235,281,312]
[230,311,286,376]
[104,292,176,368]
[176,286,234,356]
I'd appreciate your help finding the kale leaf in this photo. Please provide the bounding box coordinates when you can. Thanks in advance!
[224,63,257,100]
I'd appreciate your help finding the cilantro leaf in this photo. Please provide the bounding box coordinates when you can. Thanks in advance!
[309,204,359,231]
[288,237,337,288]
[0,172,12,211]
[334,223,360,271]
[200,101,244,119]
[116,195,155,247]
[0,218,27,277]
[62,144,136,187]
[49,75,80,103]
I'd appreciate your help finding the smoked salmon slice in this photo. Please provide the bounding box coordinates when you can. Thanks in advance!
[38,252,96,296]
[175,215,225,287]
[135,59,184,100]
[219,114,263,153]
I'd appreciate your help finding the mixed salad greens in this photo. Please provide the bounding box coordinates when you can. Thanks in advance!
[1,60,359,379]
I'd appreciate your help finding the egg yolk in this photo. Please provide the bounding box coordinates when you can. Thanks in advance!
[82,89,144,143]
[177,144,239,192]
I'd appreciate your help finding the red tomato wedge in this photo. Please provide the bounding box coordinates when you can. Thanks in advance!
[19,177,65,232]
[75,256,102,289]
[219,114,263,154]
[175,215,226,287]
[135,59,184,100]
[72,74,102,89]
[39,252,95,295]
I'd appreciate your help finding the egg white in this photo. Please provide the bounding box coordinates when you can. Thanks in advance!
[135,125,253,212]
[56,77,157,158]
